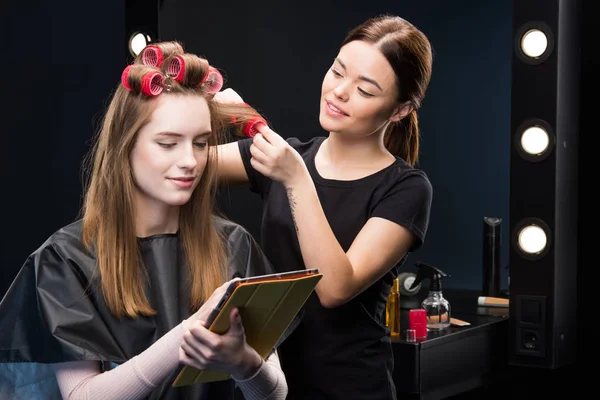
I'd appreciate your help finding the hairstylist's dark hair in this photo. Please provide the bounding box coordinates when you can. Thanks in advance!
[343,15,433,167]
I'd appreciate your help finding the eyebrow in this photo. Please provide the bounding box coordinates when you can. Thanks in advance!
[156,131,212,138]
[335,58,383,92]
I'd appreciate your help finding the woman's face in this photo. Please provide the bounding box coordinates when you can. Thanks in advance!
[319,40,403,138]
[130,94,212,213]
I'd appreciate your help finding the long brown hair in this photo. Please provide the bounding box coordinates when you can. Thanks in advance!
[342,15,433,167]
[81,41,262,318]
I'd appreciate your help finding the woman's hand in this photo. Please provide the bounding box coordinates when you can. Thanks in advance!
[179,307,263,380]
[214,88,309,187]
[183,278,239,331]
[250,125,308,187]
[213,88,246,105]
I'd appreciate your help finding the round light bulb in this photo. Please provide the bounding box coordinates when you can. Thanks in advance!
[517,224,547,255]
[129,32,150,57]
[521,29,548,58]
[521,126,550,155]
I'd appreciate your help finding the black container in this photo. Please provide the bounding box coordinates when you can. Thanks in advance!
[482,217,501,296]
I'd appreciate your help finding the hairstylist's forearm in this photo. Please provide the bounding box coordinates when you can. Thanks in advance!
[53,322,185,399]
[284,171,355,307]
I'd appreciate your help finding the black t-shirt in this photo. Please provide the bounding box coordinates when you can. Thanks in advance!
[238,136,432,400]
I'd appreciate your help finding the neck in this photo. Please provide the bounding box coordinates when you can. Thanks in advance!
[324,130,392,166]
[135,196,180,238]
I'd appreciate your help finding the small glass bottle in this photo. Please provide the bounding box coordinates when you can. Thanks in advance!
[386,278,401,339]
[422,290,450,331]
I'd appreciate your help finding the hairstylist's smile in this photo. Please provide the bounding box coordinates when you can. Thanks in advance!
[325,100,349,117]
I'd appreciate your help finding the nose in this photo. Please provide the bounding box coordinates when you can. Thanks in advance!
[177,144,198,170]
[333,81,350,102]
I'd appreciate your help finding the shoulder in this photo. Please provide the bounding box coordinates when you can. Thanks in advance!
[368,161,433,211]
[213,215,256,246]
[32,219,88,260]
[20,219,96,291]
[387,160,432,195]
[212,215,275,277]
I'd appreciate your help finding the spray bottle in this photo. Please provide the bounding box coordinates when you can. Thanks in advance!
[409,262,451,331]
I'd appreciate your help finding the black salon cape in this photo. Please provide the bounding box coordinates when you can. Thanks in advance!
[0,217,288,400]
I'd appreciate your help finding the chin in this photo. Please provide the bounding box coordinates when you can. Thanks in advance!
[168,195,192,207]
[319,113,336,133]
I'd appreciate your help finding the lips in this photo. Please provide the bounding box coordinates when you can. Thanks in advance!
[169,177,196,189]
[326,100,348,116]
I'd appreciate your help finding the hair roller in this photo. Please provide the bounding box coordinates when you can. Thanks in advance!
[243,117,267,138]
[141,71,165,96]
[141,45,164,67]
[201,67,224,94]
[121,65,133,90]
[166,56,185,82]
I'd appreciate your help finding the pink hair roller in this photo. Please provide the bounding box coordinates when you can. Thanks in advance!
[243,117,266,138]
[201,66,224,94]
[121,65,133,90]
[167,56,185,82]
[141,72,165,96]
[141,45,164,67]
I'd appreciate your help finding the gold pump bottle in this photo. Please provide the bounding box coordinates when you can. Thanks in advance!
[386,278,401,339]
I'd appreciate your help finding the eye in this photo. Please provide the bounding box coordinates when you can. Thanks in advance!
[358,88,374,97]
[157,142,176,148]
[194,142,208,149]
[331,68,343,78]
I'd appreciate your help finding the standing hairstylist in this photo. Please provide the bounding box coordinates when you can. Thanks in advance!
[215,14,434,400]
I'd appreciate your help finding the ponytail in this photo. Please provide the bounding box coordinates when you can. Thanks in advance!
[384,111,420,167]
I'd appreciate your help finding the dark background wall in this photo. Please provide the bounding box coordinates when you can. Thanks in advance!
[1,0,514,296]
[1,1,126,296]
[159,0,513,291]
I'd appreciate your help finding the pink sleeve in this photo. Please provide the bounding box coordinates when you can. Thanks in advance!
[235,350,288,400]
[53,322,288,400]
[52,322,185,400]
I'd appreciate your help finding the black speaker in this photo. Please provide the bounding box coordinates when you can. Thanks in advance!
[508,0,579,369]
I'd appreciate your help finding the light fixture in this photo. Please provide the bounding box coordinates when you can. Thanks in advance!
[514,21,554,65]
[513,218,551,261]
[521,29,547,58]
[515,119,555,161]
[520,127,548,155]
[509,0,579,370]
[129,32,153,57]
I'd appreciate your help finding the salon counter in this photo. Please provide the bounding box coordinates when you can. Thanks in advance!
[392,289,509,399]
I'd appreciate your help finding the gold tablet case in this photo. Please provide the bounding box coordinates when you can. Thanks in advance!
[173,271,322,387]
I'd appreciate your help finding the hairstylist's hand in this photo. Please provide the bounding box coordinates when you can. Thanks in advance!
[183,278,240,331]
[179,307,263,380]
[250,125,308,187]
[213,88,246,105]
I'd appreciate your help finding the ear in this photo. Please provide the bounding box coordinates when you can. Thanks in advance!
[389,101,413,122]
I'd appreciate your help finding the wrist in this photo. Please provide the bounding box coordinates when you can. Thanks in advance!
[284,165,312,190]
[231,348,263,381]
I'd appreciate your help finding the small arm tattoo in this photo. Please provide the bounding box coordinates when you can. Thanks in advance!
[285,186,299,234]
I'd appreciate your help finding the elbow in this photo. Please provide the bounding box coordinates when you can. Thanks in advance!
[280,381,289,399]
[317,291,352,309]
[315,273,357,308]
